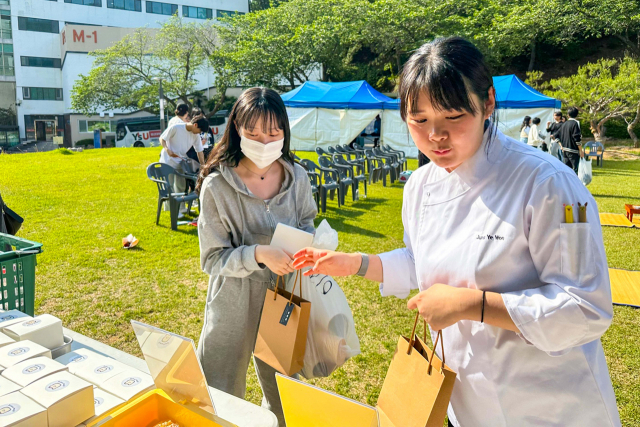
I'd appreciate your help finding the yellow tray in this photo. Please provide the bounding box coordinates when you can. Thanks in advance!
[86,388,232,427]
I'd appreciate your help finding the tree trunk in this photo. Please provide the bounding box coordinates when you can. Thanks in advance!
[528,39,536,72]
[396,48,401,75]
[627,101,640,148]
[321,63,328,82]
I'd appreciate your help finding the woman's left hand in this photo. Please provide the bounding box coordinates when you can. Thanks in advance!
[407,284,480,331]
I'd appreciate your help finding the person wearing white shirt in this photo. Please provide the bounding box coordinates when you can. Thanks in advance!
[293,37,620,427]
[528,117,544,148]
[159,117,208,214]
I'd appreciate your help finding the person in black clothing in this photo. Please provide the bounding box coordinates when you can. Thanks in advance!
[556,107,583,174]
[546,111,563,139]
[418,151,430,167]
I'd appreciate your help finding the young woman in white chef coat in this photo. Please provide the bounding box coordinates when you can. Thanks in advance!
[293,37,620,427]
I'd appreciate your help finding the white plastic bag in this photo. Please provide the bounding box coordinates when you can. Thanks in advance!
[578,158,593,186]
[296,220,360,379]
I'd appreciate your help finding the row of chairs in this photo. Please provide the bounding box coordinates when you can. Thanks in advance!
[297,144,408,213]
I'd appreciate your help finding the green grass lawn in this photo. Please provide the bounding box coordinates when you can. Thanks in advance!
[1,148,639,425]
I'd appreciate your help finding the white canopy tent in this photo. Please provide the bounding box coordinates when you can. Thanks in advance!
[281,81,416,157]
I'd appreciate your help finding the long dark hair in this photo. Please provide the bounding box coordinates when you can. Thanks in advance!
[398,37,497,145]
[520,116,531,131]
[196,87,294,193]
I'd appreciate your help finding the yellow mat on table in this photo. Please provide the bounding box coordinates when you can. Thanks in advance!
[610,269,640,308]
[599,213,635,228]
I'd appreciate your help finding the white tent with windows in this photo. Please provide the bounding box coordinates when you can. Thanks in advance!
[281,81,419,158]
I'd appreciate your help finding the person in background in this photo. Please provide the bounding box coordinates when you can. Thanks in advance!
[418,151,430,167]
[557,106,583,174]
[519,116,531,144]
[168,103,191,128]
[528,117,544,149]
[546,111,563,139]
[159,116,208,216]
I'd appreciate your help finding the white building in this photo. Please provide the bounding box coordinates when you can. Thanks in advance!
[2,0,248,146]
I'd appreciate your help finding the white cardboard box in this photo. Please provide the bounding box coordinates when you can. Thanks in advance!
[3,314,64,350]
[0,335,14,350]
[2,356,68,387]
[55,348,108,375]
[21,371,95,427]
[81,387,125,425]
[0,391,47,426]
[73,357,130,387]
[0,377,20,398]
[0,312,31,330]
[0,341,51,369]
[100,370,155,402]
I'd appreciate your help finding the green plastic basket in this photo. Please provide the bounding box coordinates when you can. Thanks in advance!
[0,233,43,316]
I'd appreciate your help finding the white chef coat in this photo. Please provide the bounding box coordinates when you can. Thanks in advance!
[159,123,203,169]
[379,128,620,427]
[167,116,186,128]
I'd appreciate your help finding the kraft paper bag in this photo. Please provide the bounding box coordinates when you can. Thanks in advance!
[377,313,456,427]
[254,271,311,376]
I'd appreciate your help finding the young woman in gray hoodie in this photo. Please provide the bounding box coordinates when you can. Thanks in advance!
[195,88,317,426]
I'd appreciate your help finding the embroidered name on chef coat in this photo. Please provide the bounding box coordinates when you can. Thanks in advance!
[475,234,506,241]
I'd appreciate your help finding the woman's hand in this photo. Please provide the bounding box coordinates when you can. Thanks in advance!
[255,245,295,276]
[407,284,481,331]
[293,248,361,277]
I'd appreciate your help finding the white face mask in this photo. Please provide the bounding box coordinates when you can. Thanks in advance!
[240,135,284,169]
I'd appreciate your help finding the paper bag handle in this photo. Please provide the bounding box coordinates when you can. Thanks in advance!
[273,271,303,304]
[407,312,445,374]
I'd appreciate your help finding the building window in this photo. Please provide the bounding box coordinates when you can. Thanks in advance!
[0,52,13,76]
[216,10,244,19]
[1,13,12,40]
[0,0,9,6]
[182,5,211,19]
[17,17,59,34]
[20,56,61,68]
[22,87,63,101]
[107,0,141,11]
[146,1,177,15]
[64,0,102,6]
[78,119,117,133]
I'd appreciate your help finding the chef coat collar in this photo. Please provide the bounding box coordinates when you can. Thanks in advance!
[422,123,505,205]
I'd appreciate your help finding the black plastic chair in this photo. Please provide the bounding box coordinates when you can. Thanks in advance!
[318,156,353,205]
[373,147,400,183]
[146,162,198,231]
[333,153,367,199]
[381,145,408,171]
[300,159,341,213]
[365,149,390,186]
[316,147,332,158]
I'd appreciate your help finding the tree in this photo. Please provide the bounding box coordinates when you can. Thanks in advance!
[72,17,229,118]
[0,107,16,127]
[545,58,640,143]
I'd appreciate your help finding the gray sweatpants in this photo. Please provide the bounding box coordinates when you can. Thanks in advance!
[197,275,288,426]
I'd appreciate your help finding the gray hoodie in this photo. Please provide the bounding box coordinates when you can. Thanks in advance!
[197,158,317,426]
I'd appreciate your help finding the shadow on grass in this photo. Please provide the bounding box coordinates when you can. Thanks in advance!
[592,194,640,201]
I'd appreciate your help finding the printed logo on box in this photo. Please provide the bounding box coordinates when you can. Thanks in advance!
[121,377,141,388]
[23,364,45,375]
[0,403,20,416]
[157,334,173,346]
[94,397,104,407]
[69,355,87,363]
[0,315,15,322]
[21,319,41,327]
[45,379,70,392]
[94,365,114,375]
[8,347,29,357]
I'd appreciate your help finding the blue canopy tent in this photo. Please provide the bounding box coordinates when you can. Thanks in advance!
[282,81,418,156]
